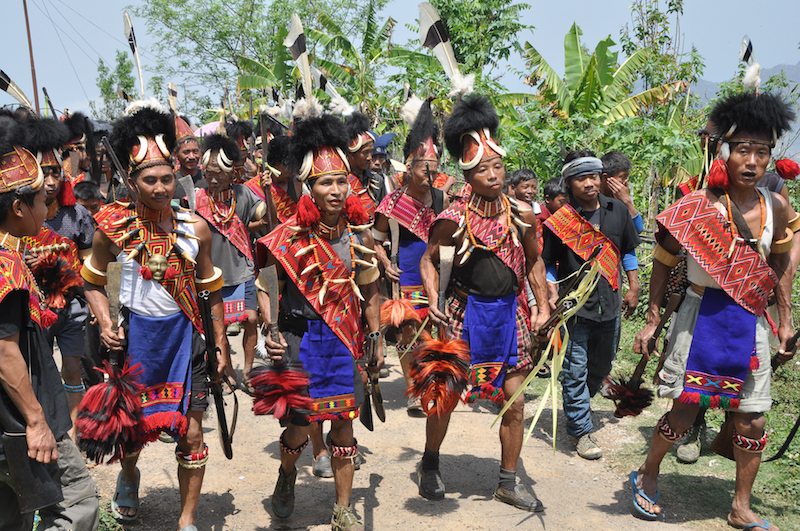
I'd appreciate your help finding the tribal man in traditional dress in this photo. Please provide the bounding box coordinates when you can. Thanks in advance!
[244,135,300,224]
[17,115,91,442]
[374,99,447,414]
[225,118,258,183]
[0,112,100,531]
[194,133,268,383]
[630,92,796,530]
[418,95,549,511]
[257,113,383,531]
[541,150,641,460]
[344,113,385,218]
[173,114,202,198]
[81,101,230,530]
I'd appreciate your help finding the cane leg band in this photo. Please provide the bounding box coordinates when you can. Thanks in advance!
[733,429,768,453]
[176,443,209,469]
[330,438,359,459]
[656,412,689,442]
[63,382,85,393]
[279,431,309,455]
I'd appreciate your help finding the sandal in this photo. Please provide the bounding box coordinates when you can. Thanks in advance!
[111,467,140,521]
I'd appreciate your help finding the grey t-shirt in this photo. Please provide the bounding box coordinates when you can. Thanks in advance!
[206,184,263,287]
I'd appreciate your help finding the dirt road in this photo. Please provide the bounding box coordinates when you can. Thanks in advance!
[84,340,693,531]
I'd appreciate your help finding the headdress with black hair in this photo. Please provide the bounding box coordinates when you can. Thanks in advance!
[443,94,505,170]
[706,92,796,188]
[109,100,176,176]
[289,114,369,227]
[62,112,100,181]
[710,92,795,154]
[344,112,376,153]
[403,98,440,163]
[0,111,43,194]
[20,117,70,168]
[200,133,239,173]
[225,118,254,155]
[266,136,292,169]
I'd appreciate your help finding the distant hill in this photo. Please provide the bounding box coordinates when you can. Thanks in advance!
[692,61,800,102]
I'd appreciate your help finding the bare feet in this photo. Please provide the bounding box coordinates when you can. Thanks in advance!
[635,467,661,516]
[728,511,778,530]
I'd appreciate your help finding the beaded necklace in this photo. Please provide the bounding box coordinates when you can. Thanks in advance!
[464,194,512,252]
[208,187,236,224]
[724,190,765,243]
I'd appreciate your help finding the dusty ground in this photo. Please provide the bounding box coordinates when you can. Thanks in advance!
[78,335,697,531]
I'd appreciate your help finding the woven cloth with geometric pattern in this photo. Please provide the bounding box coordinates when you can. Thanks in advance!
[655,191,776,316]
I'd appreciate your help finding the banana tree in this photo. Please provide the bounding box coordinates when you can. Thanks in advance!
[524,23,686,124]
[306,0,396,117]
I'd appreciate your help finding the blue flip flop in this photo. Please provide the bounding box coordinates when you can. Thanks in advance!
[630,471,659,521]
[111,467,140,521]
[729,520,771,530]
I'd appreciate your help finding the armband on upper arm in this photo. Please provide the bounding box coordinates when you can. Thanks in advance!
[787,212,800,233]
[196,267,224,292]
[80,259,107,286]
[771,227,794,254]
[254,202,268,220]
[652,243,681,268]
[371,227,388,242]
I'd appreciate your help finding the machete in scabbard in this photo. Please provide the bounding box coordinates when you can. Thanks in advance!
[197,289,237,459]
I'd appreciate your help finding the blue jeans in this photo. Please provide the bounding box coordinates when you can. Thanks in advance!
[561,315,619,437]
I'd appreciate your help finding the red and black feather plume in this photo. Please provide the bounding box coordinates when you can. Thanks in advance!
[249,361,313,420]
[408,332,471,417]
[380,298,421,329]
[76,360,145,464]
[602,374,654,418]
[30,254,83,309]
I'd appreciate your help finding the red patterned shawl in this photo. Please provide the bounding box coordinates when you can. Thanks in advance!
[435,194,525,284]
[0,249,50,328]
[243,178,298,223]
[656,191,777,316]
[259,216,365,360]
[375,188,437,243]
[195,188,254,262]
[24,227,81,271]
[95,203,203,331]
[348,172,377,219]
[544,204,621,290]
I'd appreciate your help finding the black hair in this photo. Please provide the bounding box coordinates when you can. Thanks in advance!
[543,178,566,199]
[225,119,254,142]
[0,189,39,224]
[19,117,70,157]
[109,106,177,179]
[710,92,795,141]
[73,180,102,201]
[201,133,241,165]
[563,149,596,165]
[344,112,371,141]
[601,150,632,177]
[443,95,499,161]
[287,114,348,175]
[63,112,100,180]
[403,99,440,161]
[509,168,537,188]
[266,136,292,168]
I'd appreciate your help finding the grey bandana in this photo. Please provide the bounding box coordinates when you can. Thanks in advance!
[560,157,603,186]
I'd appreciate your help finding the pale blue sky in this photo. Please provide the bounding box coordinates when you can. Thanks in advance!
[2,0,798,116]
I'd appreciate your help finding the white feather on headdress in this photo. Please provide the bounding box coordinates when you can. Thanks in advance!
[740,35,761,91]
[123,98,168,116]
[401,96,424,127]
[292,96,323,121]
[418,2,474,98]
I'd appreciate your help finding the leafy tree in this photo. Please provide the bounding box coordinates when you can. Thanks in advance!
[524,23,687,124]
[90,51,136,121]
[428,0,530,76]
[132,0,387,119]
